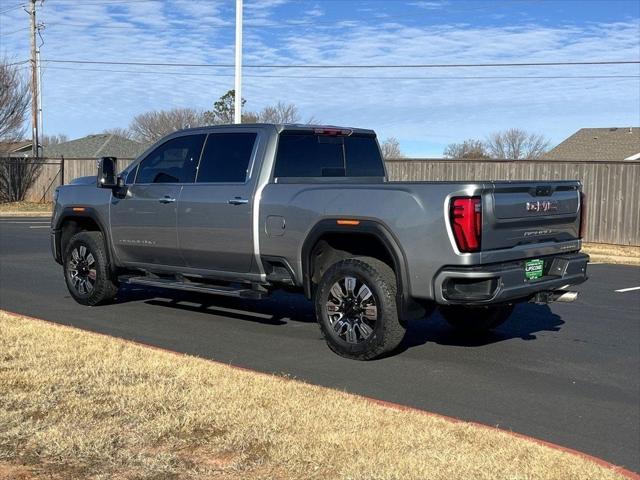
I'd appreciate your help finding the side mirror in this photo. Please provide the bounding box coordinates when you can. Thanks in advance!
[97,157,117,188]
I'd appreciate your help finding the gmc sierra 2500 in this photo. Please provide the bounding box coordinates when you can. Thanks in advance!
[51,124,588,360]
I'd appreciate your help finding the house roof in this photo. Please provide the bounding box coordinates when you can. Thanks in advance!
[0,141,32,155]
[43,134,145,159]
[543,127,640,161]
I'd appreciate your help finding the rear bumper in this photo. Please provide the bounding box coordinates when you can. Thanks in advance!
[433,252,589,305]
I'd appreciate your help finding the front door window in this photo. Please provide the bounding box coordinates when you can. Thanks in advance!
[135,134,206,184]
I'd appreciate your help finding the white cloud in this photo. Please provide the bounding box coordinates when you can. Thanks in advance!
[409,1,449,10]
[0,1,638,156]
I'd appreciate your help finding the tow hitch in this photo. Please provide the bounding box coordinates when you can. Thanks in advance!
[531,289,579,304]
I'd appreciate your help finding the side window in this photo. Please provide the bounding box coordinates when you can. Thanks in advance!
[196,132,257,183]
[125,166,138,184]
[135,134,206,184]
[274,133,343,178]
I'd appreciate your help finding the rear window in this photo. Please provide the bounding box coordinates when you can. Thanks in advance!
[274,132,385,178]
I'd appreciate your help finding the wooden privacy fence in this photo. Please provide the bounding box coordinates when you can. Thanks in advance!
[387,159,640,246]
[2,157,638,246]
[2,157,136,203]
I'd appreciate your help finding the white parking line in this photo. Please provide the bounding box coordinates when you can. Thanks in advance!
[28,225,50,229]
[0,221,50,224]
[615,286,640,293]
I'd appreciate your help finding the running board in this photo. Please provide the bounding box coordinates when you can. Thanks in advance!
[121,276,268,299]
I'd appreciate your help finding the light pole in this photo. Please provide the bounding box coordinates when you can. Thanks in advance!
[234,0,243,124]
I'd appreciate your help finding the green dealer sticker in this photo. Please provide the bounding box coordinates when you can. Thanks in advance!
[525,259,544,280]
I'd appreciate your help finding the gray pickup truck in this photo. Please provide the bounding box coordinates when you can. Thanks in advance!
[51,124,588,359]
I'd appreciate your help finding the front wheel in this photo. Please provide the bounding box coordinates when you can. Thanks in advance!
[64,231,118,306]
[439,304,514,334]
[315,257,406,360]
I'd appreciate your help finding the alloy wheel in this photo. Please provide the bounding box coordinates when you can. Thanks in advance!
[325,276,378,344]
[68,245,97,295]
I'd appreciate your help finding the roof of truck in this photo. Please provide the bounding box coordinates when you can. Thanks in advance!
[172,123,376,136]
[276,124,376,135]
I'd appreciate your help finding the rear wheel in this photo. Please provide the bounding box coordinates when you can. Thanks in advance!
[315,257,406,360]
[439,304,514,334]
[64,231,118,306]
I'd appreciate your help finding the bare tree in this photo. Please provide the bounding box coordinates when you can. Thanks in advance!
[240,111,259,124]
[257,101,299,123]
[443,139,490,159]
[41,134,69,146]
[380,137,404,159]
[102,127,134,140]
[203,91,313,125]
[124,92,318,145]
[0,157,43,202]
[0,59,30,141]
[129,107,207,143]
[485,128,550,160]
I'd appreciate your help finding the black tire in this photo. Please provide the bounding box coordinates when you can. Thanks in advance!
[439,304,514,334]
[314,256,406,360]
[64,231,118,306]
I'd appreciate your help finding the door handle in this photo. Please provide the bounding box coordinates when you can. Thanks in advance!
[159,196,176,204]
[228,197,249,205]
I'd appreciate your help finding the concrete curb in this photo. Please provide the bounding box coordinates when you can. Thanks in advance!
[583,243,640,266]
[2,308,638,479]
[586,254,640,266]
[0,212,52,217]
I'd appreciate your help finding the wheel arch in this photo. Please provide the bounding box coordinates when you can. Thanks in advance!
[54,207,116,274]
[300,219,411,305]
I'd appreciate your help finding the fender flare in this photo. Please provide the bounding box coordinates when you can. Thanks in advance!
[54,207,117,274]
[300,219,411,305]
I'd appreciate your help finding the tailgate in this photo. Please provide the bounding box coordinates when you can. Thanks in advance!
[482,181,582,251]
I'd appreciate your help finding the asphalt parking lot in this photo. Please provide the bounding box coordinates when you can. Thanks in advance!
[1,217,639,471]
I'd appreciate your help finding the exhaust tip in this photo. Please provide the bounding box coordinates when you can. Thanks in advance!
[554,291,579,303]
[531,290,580,304]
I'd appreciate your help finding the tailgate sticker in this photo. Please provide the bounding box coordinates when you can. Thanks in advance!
[525,259,544,280]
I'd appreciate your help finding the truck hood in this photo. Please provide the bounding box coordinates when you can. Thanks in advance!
[69,175,96,186]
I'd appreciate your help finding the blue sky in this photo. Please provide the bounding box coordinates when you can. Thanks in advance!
[1,0,639,156]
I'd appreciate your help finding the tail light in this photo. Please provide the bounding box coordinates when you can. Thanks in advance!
[579,192,587,238]
[314,128,352,136]
[450,196,482,252]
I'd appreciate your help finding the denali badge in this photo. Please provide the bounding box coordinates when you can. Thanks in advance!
[524,229,553,237]
[526,200,558,213]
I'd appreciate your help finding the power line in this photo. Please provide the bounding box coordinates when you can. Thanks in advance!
[40,7,501,30]
[46,0,159,5]
[0,3,25,15]
[41,59,640,69]
[0,26,30,36]
[36,65,640,81]
[6,59,30,66]
[42,20,232,30]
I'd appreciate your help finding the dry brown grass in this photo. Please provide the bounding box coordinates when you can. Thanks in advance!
[0,202,52,216]
[0,311,631,480]
[582,243,640,265]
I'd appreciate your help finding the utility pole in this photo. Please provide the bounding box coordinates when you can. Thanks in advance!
[234,0,243,124]
[37,47,43,150]
[29,0,39,158]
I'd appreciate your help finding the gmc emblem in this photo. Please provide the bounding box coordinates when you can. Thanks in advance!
[526,200,559,213]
